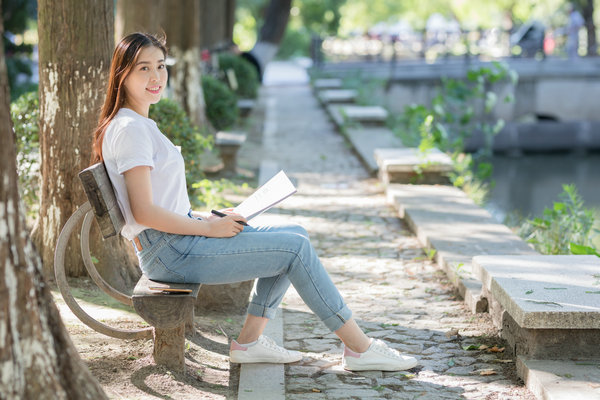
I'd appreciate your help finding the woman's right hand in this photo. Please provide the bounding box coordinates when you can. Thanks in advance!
[205,214,246,237]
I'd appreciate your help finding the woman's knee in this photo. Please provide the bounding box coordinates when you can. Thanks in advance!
[286,223,309,239]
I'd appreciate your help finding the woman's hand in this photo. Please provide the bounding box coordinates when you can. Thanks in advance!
[206,212,247,237]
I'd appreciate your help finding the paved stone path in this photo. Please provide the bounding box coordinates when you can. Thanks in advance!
[256,76,536,399]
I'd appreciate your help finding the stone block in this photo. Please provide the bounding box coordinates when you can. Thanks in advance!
[215,131,247,174]
[375,147,453,184]
[313,78,342,90]
[473,255,600,358]
[343,128,403,174]
[318,89,357,104]
[386,184,537,313]
[340,105,388,123]
[237,99,256,117]
[517,356,600,400]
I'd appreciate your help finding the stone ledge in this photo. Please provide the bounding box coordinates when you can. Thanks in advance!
[375,148,453,184]
[313,78,343,90]
[386,184,537,313]
[473,255,600,330]
[517,357,600,400]
[317,89,357,104]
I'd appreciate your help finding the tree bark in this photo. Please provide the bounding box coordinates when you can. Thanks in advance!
[115,0,165,43]
[0,4,108,398]
[581,0,597,56]
[248,0,292,79]
[33,0,139,291]
[164,0,209,129]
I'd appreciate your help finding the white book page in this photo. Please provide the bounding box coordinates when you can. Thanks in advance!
[233,170,297,220]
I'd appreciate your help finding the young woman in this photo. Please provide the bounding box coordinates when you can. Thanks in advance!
[92,32,417,371]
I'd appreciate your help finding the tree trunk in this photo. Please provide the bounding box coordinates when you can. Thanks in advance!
[582,0,597,56]
[33,0,139,291]
[248,0,292,79]
[0,5,108,398]
[201,0,228,51]
[115,0,165,43]
[164,0,209,129]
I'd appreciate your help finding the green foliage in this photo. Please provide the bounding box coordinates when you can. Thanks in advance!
[390,62,517,203]
[519,184,598,255]
[149,98,213,190]
[191,179,248,210]
[299,0,345,36]
[201,75,239,131]
[218,53,259,99]
[10,90,39,217]
[276,26,312,59]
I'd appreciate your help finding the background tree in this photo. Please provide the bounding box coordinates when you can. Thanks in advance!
[33,0,140,290]
[115,0,165,43]
[201,0,237,51]
[163,0,209,129]
[575,0,597,55]
[246,0,292,78]
[0,2,108,397]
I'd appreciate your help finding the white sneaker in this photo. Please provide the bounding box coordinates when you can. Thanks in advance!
[230,335,303,364]
[343,339,418,371]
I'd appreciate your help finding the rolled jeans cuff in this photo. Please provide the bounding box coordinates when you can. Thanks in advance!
[247,302,279,320]
[321,305,352,332]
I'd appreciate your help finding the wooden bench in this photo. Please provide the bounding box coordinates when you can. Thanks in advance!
[54,163,200,371]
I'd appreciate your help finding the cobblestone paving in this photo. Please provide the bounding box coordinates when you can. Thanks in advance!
[258,83,536,400]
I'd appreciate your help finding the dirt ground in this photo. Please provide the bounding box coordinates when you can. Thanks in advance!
[52,278,244,400]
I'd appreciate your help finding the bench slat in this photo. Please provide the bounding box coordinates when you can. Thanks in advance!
[132,275,201,330]
[79,163,125,238]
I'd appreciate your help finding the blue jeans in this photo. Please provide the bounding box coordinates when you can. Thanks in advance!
[134,222,352,332]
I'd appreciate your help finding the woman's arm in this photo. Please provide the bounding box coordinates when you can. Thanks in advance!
[123,166,246,238]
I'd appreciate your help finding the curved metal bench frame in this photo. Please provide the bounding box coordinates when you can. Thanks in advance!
[53,200,152,340]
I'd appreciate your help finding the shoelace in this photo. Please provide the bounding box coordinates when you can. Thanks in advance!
[259,336,289,354]
[371,340,403,359]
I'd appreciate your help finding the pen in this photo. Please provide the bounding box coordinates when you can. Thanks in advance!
[211,209,249,226]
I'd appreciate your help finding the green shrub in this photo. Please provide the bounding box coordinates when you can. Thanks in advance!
[10,90,39,217]
[218,53,259,99]
[201,75,239,131]
[149,98,212,190]
[519,184,598,255]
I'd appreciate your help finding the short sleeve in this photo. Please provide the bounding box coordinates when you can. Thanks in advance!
[111,121,155,174]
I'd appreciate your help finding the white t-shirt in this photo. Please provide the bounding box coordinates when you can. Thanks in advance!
[102,108,191,240]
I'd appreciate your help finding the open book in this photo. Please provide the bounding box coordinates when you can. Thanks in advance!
[233,170,297,221]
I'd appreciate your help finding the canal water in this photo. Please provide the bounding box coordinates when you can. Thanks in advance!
[486,152,600,223]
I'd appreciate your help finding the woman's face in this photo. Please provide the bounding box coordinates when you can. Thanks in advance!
[122,45,167,116]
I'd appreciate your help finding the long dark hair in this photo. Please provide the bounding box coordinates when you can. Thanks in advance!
[91,32,167,163]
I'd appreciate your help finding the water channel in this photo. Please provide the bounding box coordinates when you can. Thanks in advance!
[486,152,600,224]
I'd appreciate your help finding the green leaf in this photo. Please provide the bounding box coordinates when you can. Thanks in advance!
[569,243,600,257]
[462,344,481,350]
[525,290,534,295]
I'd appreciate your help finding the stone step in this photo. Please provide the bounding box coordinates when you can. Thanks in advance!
[340,105,388,123]
[317,89,357,104]
[313,78,343,90]
[386,184,538,313]
[375,147,453,184]
[517,357,600,400]
[343,128,404,174]
[473,255,600,359]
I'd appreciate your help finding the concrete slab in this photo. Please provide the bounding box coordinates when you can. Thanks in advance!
[343,128,404,174]
[318,89,357,104]
[386,184,538,312]
[375,148,453,184]
[238,161,286,400]
[340,105,388,123]
[237,307,285,400]
[313,78,342,89]
[473,255,600,329]
[517,356,600,400]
